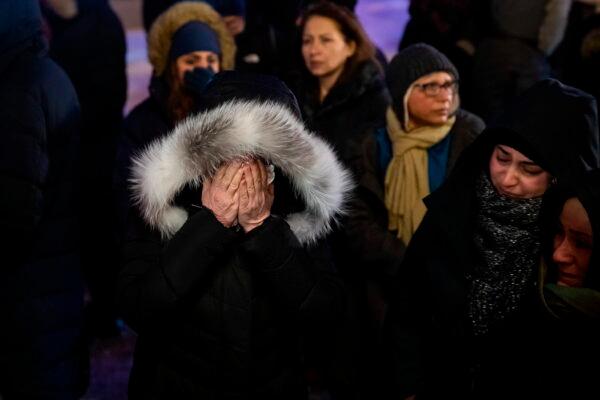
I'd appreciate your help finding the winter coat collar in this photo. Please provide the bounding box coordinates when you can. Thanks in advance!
[130,100,353,245]
[301,60,386,119]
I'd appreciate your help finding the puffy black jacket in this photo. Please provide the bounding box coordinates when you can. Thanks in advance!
[0,1,86,398]
[117,74,349,398]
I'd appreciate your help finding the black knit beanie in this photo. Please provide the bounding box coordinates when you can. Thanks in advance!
[386,43,459,123]
[198,70,301,117]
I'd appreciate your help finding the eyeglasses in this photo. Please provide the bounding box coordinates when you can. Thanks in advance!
[413,80,459,97]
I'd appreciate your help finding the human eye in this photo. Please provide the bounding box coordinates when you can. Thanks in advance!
[522,164,544,175]
[575,238,593,250]
[302,36,311,45]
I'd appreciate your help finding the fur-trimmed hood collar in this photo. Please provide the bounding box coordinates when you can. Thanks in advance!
[147,1,236,76]
[130,100,354,245]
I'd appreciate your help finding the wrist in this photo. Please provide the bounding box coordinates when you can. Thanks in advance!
[240,214,270,233]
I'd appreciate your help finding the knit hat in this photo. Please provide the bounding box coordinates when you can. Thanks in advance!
[199,70,301,117]
[205,0,245,16]
[169,21,221,61]
[386,43,459,124]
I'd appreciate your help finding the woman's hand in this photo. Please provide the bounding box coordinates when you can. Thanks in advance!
[238,159,274,232]
[201,161,244,227]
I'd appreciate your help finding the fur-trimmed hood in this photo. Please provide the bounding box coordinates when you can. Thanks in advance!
[147,1,236,76]
[130,100,354,245]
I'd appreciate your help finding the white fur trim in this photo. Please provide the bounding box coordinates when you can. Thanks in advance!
[130,100,354,245]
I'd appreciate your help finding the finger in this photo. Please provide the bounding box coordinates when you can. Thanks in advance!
[248,160,262,192]
[227,167,245,193]
[239,178,249,205]
[214,163,229,181]
[246,165,257,194]
[256,160,268,188]
[221,161,243,187]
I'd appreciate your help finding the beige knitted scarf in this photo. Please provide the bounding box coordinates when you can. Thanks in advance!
[384,106,455,244]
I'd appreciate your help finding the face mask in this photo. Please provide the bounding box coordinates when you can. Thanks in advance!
[184,67,215,96]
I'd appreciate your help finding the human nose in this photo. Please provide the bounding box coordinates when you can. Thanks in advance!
[501,166,519,187]
[196,58,209,69]
[552,236,573,265]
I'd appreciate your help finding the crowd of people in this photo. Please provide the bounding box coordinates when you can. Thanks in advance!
[1,0,599,399]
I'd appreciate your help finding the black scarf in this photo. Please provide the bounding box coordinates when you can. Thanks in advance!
[468,172,543,336]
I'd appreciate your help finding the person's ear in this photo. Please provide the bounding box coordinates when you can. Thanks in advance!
[346,40,357,58]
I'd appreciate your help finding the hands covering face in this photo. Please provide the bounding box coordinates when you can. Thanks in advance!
[201,159,274,232]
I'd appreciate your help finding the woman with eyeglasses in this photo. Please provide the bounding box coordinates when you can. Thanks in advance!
[383,79,600,399]
[382,43,485,246]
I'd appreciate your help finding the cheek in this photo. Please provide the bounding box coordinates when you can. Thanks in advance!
[488,158,503,184]
[523,175,550,197]
[176,64,193,82]
[576,250,593,276]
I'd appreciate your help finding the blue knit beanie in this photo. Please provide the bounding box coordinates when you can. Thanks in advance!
[170,21,221,61]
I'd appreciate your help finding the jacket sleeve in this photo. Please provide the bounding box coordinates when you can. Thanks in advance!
[238,216,346,322]
[116,207,239,332]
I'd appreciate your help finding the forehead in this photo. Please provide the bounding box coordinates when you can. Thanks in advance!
[178,50,219,59]
[304,15,342,35]
[495,144,535,163]
[414,71,454,85]
[562,197,593,235]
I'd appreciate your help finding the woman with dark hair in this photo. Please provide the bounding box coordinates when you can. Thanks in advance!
[115,1,235,238]
[292,2,401,398]
[535,169,600,399]
[384,79,599,399]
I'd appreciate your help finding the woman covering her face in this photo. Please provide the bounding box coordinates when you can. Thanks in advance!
[384,79,600,399]
[117,71,352,399]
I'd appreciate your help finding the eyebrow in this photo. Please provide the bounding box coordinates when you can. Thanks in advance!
[497,145,540,166]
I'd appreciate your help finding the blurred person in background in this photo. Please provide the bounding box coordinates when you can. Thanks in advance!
[115,1,235,241]
[0,0,88,398]
[41,0,128,339]
[292,2,399,398]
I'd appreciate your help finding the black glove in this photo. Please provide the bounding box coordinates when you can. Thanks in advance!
[184,67,216,97]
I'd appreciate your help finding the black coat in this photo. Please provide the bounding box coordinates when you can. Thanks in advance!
[0,1,86,397]
[384,79,600,399]
[535,169,600,399]
[120,207,342,399]
[43,0,128,331]
[294,60,400,279]
[116,84,349,398]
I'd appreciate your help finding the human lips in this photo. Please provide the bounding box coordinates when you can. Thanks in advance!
[557,271,582,287]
